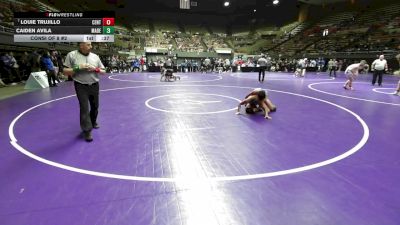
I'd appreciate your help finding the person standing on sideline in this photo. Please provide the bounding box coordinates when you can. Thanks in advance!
[257,54,267,82]
[296,58,307,77]
[371,55,388,86]
[63,42,106,142]
[343,60,367,90]
[40,50,57,87]
[328,59,337,77]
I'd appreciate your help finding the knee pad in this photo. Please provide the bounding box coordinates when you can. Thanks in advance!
[270,107,277,112]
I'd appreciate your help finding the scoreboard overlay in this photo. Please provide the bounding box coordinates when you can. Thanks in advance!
[14,12,115,42]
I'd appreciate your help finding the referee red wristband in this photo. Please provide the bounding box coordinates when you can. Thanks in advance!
[95,68,100,73]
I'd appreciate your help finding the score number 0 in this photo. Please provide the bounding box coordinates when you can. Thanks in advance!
[102,18,114,26]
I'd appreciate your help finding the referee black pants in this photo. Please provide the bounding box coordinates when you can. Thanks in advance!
[372,70,384,86]
[74,81,99,132]
[329,67,337,77]
[259,66,266,81]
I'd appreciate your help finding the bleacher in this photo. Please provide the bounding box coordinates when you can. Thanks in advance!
[271,1,400,57]
[185,24,208,34]
[280,22,300,33]
[29,0,59,12]
[230,32,258,52]
[0,0,398,59]
[0,0,31,26]
[175,34,204,52]
[153,21,178,33]
[315,11,356,27]
[203,34,229,52]
[131,20,150,34]
[114,35,142,51]
[255,26,279,36]
[356,2,400,24]
[145,32,174,49]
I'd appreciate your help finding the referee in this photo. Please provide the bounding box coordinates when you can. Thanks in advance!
[257,54,267,82]
[371,55,388,86]
[63,42,106,142]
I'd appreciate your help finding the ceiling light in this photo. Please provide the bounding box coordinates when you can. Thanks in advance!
[273,0,279,5]
[224,1,230,7]
[254,9,257,12]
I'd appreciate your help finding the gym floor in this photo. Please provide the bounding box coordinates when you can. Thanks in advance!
[1,71,399,225]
